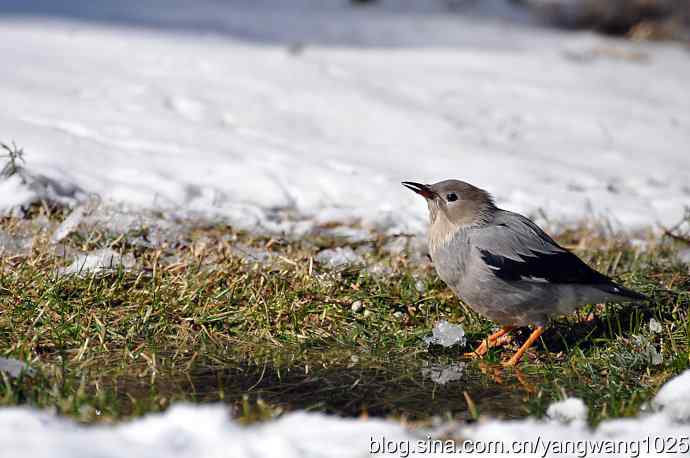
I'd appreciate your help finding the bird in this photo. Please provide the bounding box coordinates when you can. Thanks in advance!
[402,179,646,366]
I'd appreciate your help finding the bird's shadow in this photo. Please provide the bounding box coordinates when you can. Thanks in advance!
[433,299,665,365]
[528,301,657,355]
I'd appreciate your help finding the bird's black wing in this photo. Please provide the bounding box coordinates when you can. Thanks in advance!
[471,211,610,284]
[478,246,610,284]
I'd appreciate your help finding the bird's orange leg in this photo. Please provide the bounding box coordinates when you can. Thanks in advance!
[464,326,515,358]
[503,326,545,367]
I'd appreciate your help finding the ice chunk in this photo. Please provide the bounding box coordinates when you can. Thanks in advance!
[315,247,364,270]
[651,370,690,422]
[424,320,466,348]
[647,346,663,366]
[354,243,374,256]
[629,238,651,252]
[0,231,32,256]
[322,226,371,243]
[50,204,88,243]
[381,237,408,256]
[631,335,663,366]
[0,357,33,378]
[366,262,392,278]
[405,236,431,264]
[677,248,690,266]
[231,244,273,265]
[61,249,135,276]
[546,398,588,424]
[422,363,465,385]
[648,318,662,334]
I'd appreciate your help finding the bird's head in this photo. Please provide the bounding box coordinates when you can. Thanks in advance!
[402,179,495,228]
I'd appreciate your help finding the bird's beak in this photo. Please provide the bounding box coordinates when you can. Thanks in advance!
[402,181,435,199]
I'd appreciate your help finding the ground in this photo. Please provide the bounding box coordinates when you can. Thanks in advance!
[1,203,688,429]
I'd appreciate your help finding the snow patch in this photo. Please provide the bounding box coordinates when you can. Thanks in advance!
[231,244,273,265]
[0,230,32,256]
[61,248,136,276]
[648,318,662,334]
[0,9,688,233]
[0,358,33,378]
[546,398,588,424]
[651,370,690,422]
[315,247,364,270]
[0,405,411,458]
[50,199,100,243]
[677,248,690,267]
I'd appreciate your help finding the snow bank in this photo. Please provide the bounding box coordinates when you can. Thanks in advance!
[651,370,690,422]
[0,405,411,458]
[2,369,690,458]
[0,1,688,234]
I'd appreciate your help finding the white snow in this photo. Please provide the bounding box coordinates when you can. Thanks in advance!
[630,335,664,367]
[651,370,690,422]
[424,320,467,348]
[0,229,31,256]
[0,0,688,234]
[677,248,690,267]
[0,404,412,458]
[0,357,33,378]
[231,244,274,265]
[647,345,663,366]
[546,398,588,424]
[315,246,365,270]
[50,202,92,243]
[648,318,662,334]
[60,248,136,276]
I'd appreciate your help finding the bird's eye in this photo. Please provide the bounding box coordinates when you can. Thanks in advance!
[446,193,458,202]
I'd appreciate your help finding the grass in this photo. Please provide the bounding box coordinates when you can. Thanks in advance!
[0,142,26,179]
[0,203,688,428]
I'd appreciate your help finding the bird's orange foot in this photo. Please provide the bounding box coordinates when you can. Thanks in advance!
[502,356,521,367]
[502,326,544,367]
[464,326,515,359]
[463,341,488,359]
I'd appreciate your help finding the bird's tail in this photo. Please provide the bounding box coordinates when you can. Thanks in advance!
[597,282,647,301]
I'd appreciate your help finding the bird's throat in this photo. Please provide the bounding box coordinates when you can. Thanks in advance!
[428,213,462,255]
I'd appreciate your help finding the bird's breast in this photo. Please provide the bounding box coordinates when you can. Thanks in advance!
[429,229,471,292]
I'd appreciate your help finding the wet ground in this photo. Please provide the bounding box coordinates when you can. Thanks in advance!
[105,347,535,422]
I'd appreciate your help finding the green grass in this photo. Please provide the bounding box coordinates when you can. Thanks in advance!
[0,206,688,427]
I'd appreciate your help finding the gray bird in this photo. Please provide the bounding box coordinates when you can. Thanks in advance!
[403,179,646,366]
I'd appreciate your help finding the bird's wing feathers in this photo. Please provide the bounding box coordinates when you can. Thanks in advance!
[471,212,610,285]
